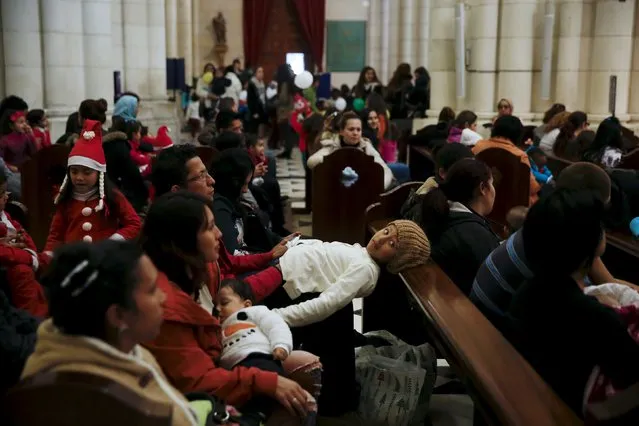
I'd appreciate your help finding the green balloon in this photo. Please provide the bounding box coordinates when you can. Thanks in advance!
[353,98,365,111]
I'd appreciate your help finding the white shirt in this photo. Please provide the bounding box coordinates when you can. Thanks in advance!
[186,102,201,120]
[539,128,560,154]
[219,306,292,369]
[273,240,380,327]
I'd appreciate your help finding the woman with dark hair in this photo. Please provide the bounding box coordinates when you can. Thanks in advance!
[506,189,639,416]
[78,97,148,212]
[447,110,481,146]
[20,240,199,426]
[386,63,413,119]
[408,66,431,117]
[274,64,296,159]
[582,117,625,168]
[352,66,381,100]
[420,158,500,294]
[55,112,82,146]
[551,111,589,158]
[141,191,315,423]
[211,148,283,254]
[538,111,571,153]
[247,66,268,136]
[360,108,381,149]
[534,103,566,143]
[26,109,50,150]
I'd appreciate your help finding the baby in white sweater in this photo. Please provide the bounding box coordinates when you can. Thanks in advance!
[273,220,431,327]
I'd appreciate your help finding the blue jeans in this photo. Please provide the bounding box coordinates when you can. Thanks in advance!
[388,162,410,184]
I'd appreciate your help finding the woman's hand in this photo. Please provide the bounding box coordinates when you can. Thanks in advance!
[273,376,310,417]
[271,233,300,260]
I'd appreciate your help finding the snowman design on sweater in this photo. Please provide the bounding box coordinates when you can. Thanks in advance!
[219,306,293,369]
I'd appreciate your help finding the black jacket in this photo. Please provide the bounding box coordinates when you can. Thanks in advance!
[102,131,148,212]
[429,208,501,295]
[0,289,38,393]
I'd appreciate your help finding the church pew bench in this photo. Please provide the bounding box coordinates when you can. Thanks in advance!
[365,217,582,426]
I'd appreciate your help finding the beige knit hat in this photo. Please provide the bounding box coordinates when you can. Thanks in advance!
[386,220,431,274]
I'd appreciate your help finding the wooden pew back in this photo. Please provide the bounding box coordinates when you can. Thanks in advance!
[475,148,530,227]
[365,196,582,424]
[312,147,384,245]
[20,145,72,250]
[4,371,172,426]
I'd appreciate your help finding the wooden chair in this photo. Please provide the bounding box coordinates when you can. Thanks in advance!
[20,145,72,250]
[475,148,530,228]
[196,145,219,169]
[4,371,172,426]
[312,147,384,245]
[364,200,582,425]
[407,145,436,182]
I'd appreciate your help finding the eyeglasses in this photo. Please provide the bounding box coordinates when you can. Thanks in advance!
[187,170,211,183]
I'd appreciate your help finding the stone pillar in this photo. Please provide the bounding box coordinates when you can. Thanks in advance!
[380,0,391,82]
[112,0,125,76]
[401,0,416,64]
[165,0,178,58]
[177,0,193,85]
[589,0,636,118]
[389,0,401,74]
[148,0,167,99]
[0,10,5,100]
[630,0,639,118]
[554,0,591,111]
[192,0,201,76]
[2,0,45,108]
[497,0,537,116]
[418,0,431,68]
[83,0,113,102]
[467,0,499,115]
[123,0,151,97]
[429,0,456,110]
[368,0,381,72]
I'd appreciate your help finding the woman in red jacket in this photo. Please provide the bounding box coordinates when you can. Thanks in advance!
[141,191,316,421]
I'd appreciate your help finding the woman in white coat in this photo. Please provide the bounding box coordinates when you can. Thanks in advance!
[307,111,394,189]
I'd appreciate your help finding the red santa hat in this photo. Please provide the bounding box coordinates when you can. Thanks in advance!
[55,119,108,212]
[152,125,174,151]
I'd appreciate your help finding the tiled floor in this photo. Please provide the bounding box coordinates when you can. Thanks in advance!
[275,148,307,210]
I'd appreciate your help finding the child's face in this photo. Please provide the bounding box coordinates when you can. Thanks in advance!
[533,152,547,167]
[250,139,266,157]
[215,286,252,323]
[366,224,399,263]
[12,116,27,133]
[69,165,99,194]
[133,130,141,142]
[0,183,9,212]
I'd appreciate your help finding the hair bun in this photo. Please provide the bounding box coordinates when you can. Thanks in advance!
[97,98,108,113]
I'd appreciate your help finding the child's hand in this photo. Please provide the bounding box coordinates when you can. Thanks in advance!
[273,347,288,361]
[254,162,267,177]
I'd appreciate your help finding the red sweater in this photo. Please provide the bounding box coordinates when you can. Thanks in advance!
[44,189,141,254]
[144,268,278,405]
[32,127,51,150]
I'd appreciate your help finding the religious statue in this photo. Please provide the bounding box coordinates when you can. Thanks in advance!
[212,12,227,46]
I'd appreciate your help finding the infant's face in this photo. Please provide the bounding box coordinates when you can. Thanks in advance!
[216,287,250,323]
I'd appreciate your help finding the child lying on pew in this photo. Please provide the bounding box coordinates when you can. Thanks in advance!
[215,278,316,426]
[272,220,430,327]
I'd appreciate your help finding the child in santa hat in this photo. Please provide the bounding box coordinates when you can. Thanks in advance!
[150,125,174,152]
[0,171,49,317]
[44,119,142,257]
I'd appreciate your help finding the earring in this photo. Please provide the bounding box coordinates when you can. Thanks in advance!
[118,324,128,334]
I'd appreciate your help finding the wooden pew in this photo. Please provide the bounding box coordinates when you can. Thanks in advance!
[364,193,582,425]
[475,148,530,228]
[4,371,172,426]
[20,145,72,250]
[618,147,639,170]
[407,145,436,182]
[312,147,384,245]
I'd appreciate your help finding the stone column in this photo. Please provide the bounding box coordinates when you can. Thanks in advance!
[123,0,151,97]
[418,0,431,68]
[165,0,178,58]
[112,0,125,76]
[192,0,201,76]
[0,10,5,100]
[497,0,537,116]
[2,0,45,108]
[429,0,456,110]
[554,0,591,111]
[177,0,193,85]
[380,0,391,82]
[389,0,401,74]
[401,0,416,64]
[590,0,636,118]
[82,0,113,101]
[467,0,499,115]
[630,0,639,118]
[148,0,167,99]
[368,0,381,72]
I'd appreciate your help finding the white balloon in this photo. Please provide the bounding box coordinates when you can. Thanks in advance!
[335,97,347,111]
[294,71,314,89]
[239,90,248,102]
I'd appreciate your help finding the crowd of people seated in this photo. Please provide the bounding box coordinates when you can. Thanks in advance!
[4,54,639,424]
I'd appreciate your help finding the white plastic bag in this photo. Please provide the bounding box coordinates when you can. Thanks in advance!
[355,331,437,426]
